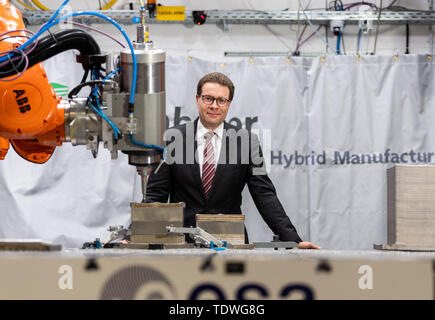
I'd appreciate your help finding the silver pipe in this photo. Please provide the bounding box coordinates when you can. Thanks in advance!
[429,0,434,54]
[224,51,290,57]
[137,166,151,202]
[373,0,382,55]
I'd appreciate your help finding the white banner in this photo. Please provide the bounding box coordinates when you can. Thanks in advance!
[0,52,433,249]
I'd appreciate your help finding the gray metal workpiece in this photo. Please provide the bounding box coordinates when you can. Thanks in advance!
[1,248,435,262]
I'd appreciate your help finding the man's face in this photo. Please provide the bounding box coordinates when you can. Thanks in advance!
[196,82,231,130]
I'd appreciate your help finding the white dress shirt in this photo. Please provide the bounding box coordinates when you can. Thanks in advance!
[196,120,224,177]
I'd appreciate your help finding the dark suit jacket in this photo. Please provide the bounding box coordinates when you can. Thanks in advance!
[146,118,302,243]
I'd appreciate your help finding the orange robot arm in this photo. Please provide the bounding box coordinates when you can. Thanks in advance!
[0,0,64,163]
[0,135,8,159]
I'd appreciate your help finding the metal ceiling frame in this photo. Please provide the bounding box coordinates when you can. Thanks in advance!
[21,9,435,26]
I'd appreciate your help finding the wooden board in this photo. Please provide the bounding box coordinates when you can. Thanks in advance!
[387,165,435,246]
[0,240,61,251]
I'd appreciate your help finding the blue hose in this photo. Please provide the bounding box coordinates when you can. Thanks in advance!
[1,10,137,106]
[336,33,342,55]
[5,3,165,154]
[0,0,70,62]
[103,68,120,82]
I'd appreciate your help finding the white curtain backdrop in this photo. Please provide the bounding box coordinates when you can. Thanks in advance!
[0,52,433,249]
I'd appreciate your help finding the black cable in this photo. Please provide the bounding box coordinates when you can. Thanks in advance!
[29,29,100,62]
[334,0,344,11]
[0,29,100,78]
[0,49,26,75]
[0,35,30,43]
[385,0,398,9]
[0,36,31,75]
[80,69,89,83]
[405,24,410,54]
[68,80,114,99]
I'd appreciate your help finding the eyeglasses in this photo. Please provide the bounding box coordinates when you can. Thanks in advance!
[200,95,231,107]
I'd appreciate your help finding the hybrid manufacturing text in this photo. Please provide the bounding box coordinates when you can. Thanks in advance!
[271,149,435,167]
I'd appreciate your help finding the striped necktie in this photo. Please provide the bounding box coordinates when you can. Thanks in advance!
[202,131,216,198]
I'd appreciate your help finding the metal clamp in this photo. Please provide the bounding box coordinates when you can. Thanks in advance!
[166,226,226,249]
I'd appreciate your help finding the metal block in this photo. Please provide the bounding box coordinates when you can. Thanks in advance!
[196,214,245,245]
[104,92,166,153]
[131,221,183,234]
[130,234,185,244]
[130,202,184,222]
[130,202,185,245]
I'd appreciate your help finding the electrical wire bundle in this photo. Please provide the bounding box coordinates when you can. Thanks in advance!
[0,29,38,81]
[0,29,101,79]
[0,0,137,106]
[296,0,418,56]
[297,0,337,55]
[0,1,132,140]
[329,1,369,55]
[3,0,165,154]
[87,68,122,140]
[328,0,415,56]
[293,24,321,56]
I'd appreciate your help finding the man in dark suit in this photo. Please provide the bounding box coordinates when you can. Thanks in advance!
[146,72,319,249]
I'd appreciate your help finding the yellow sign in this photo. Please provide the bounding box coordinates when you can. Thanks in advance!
[156,6,186,21]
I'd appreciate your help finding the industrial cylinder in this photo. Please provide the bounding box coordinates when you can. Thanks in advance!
[120,47,165,94]
[120,46,166,167]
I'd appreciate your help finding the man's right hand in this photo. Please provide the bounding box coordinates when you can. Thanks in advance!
[297,241,321,249]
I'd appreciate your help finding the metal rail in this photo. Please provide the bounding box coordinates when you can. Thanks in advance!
[22,9,435,26]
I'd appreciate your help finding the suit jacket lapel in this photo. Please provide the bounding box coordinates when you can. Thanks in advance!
[188,118,206,199]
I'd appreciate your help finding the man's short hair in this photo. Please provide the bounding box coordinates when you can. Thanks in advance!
[197,72,235,101]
